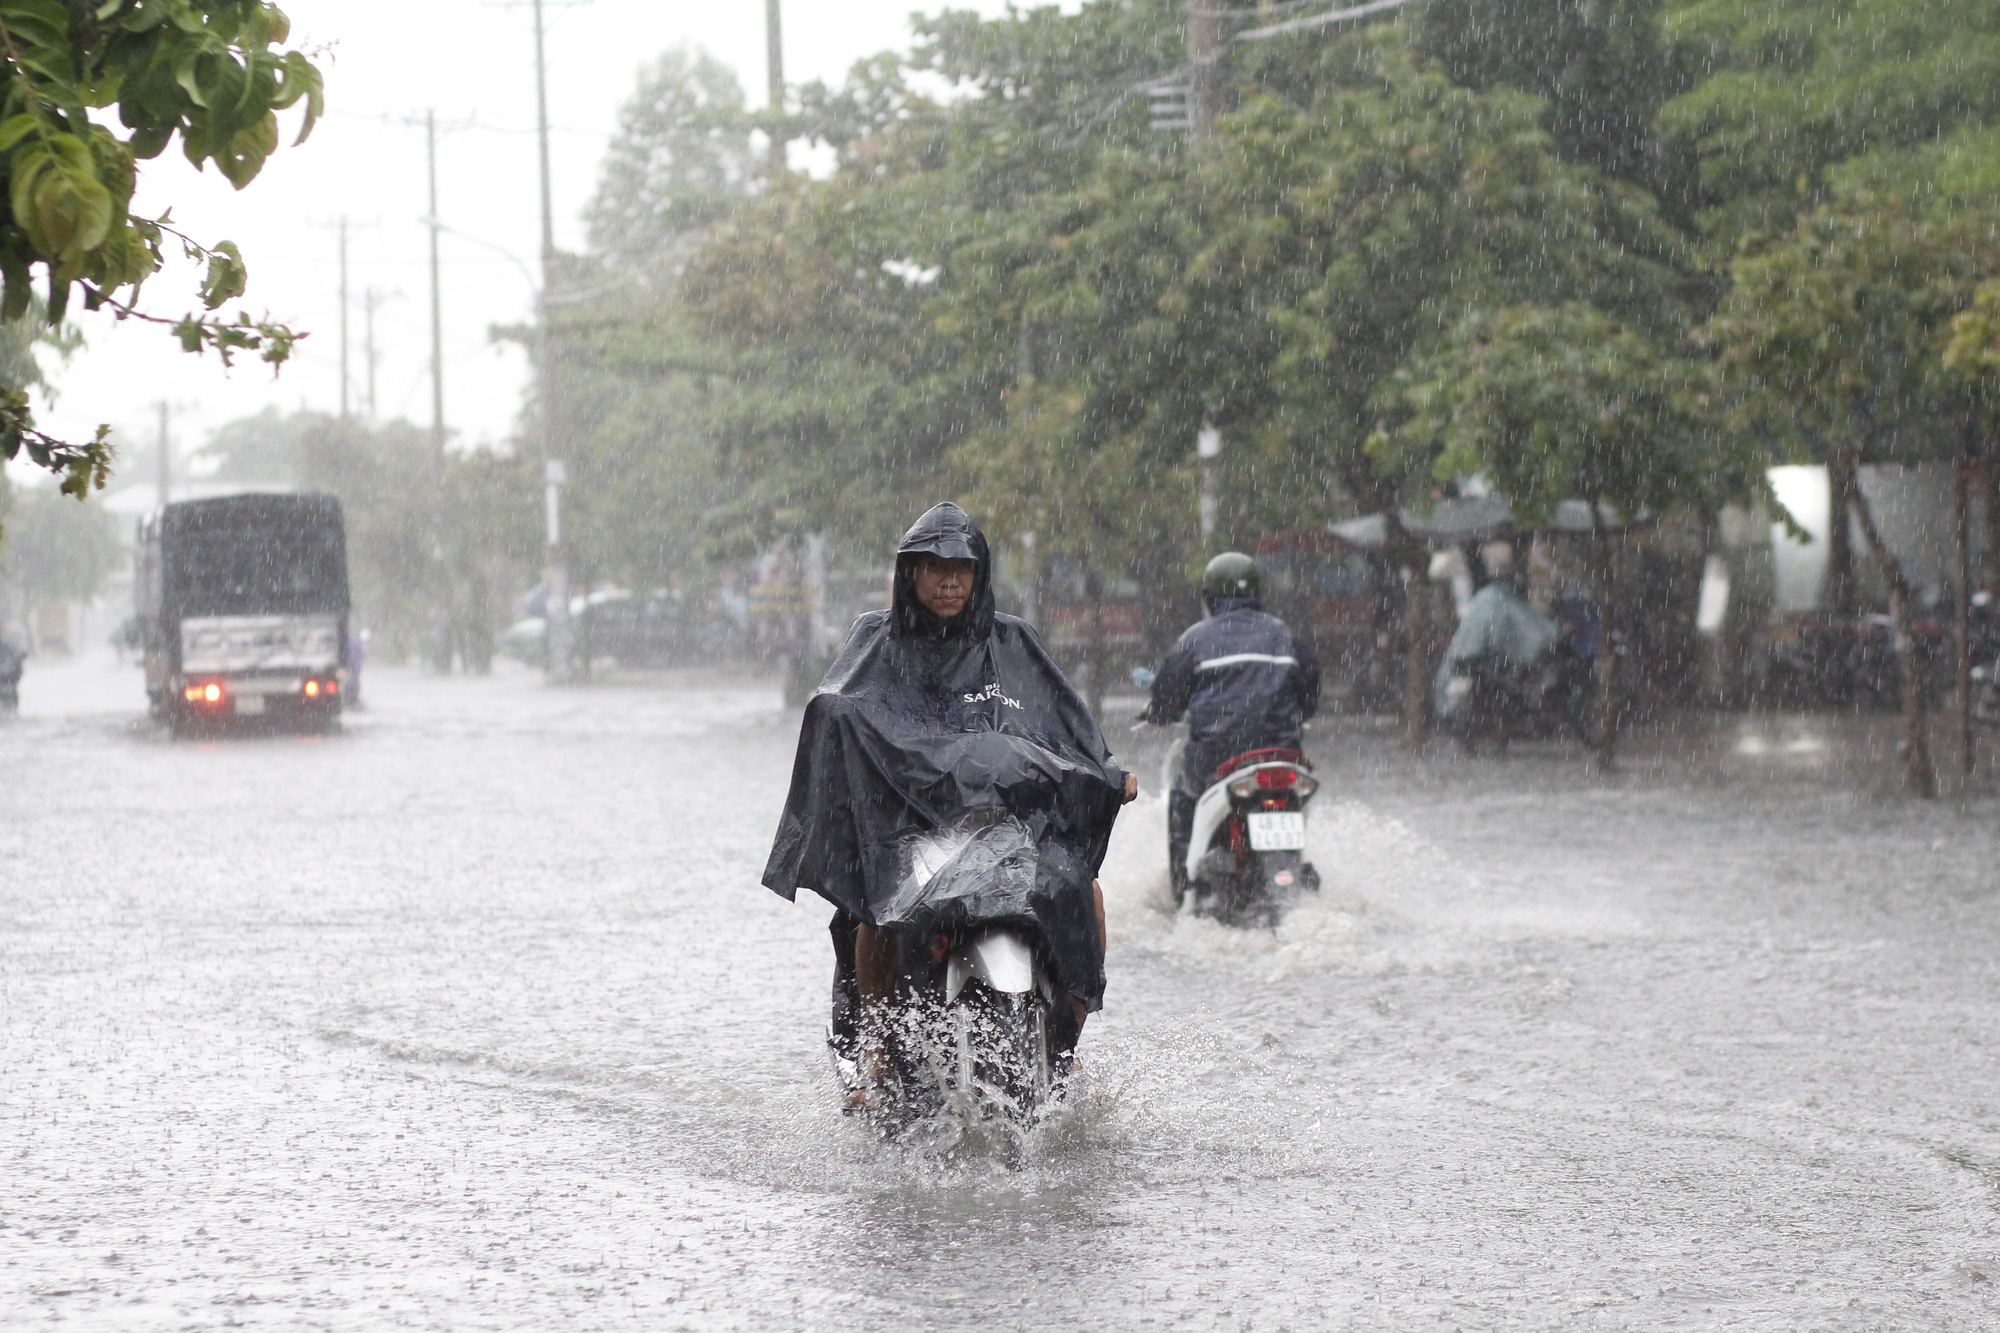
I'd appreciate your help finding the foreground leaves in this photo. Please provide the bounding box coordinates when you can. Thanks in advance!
[0,1,324,521]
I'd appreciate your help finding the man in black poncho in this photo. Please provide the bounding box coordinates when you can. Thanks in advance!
[761,502,1135,1097]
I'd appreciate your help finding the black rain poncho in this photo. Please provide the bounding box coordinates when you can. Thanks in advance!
[761,503,1126,1009]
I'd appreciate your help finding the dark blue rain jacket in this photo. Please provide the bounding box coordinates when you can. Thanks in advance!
[1142,595,1321,787]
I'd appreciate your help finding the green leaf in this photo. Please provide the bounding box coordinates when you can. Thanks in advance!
[274,49,320,144]
[198,239,245,308]
[0,0,81,89]
[0,113,41,152]
[10,131,114,263]
[215,112,276,189]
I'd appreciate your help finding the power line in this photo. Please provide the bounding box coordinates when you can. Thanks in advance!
[1237,0,1417,42]
[1187,0,1330,17]
[1062,0,1419,146]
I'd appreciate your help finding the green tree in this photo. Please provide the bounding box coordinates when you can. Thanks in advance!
[197,408,540,664]
[1413,0,1696,200]
[585,45,753,273]
[1374,304,1756,764]
[0,480,117,615]
[0,0,323,513]
[542,48,761,592]
[1708,199,1986,795]
[1660,0,2000,240]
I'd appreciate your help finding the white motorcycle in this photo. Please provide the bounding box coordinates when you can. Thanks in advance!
[830,817,1071,1137]
[1181,744,1321,926]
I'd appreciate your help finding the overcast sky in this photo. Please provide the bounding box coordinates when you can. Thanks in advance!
[25,0,1052,492]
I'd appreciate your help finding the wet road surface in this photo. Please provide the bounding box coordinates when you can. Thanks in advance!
[6,653,2000,1329]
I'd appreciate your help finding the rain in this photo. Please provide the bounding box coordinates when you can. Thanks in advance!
[5,0,2000,1329]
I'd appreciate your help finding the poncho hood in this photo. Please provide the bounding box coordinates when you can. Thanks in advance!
[892,501,996,641]
[762,503,1125,1008]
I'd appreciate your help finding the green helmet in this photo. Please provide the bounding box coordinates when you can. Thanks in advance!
[1201,552,1260,605]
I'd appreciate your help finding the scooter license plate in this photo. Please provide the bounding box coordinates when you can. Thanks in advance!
[1246,811,1306,851]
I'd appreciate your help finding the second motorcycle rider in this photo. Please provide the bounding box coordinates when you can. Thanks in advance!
[1141,553,1321,905]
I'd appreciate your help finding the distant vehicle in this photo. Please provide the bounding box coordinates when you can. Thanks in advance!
[1435,645,1594,750]
[137,494,350,736]
[1180,747,1322,927]
[1762,611,1947,710]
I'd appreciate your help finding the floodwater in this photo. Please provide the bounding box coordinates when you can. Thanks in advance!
[6,653,2000,1330]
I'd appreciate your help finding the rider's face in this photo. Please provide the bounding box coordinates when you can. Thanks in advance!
[912,555,976,618]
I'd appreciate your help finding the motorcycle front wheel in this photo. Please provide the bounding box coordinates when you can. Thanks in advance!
[951,983,1053,1128]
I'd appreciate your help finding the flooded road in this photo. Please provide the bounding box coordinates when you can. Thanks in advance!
[6,655,2000,1330]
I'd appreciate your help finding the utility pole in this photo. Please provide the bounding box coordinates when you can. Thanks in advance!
[338,216,350,421]
[1188,0,1226,141]
[426,110,445,453]
[1198,422,1221,543]
[1189,0,1226,535]
[533,0,572,683]
[155,402,170,509]
[765,0,785,170]
[362,288,389,421]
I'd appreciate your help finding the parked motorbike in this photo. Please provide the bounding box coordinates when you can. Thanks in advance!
[1436,644,1594,752]
[829,816,1074,1140]
[1184,747,1321,927]
[1762,611,1947,710]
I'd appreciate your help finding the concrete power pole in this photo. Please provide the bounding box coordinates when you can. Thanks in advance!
[1198,422,1222,543]
[533,0,573,683]
[1189,2,1228,536]
[338,216,351,422]
[1188,0,1227,141]
[155,402,170,509]
[765,0,785,170]
[363,288,388,421]
[426,111,445,453]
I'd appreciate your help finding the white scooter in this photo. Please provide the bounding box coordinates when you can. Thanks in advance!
[1181,746,1321,926]
[830,818,1068,1136]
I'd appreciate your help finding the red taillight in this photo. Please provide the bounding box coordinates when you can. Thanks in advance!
[303,680,321,698]
[202,683,222,704]
[1255,767,1298,789]
[325,679,338,695]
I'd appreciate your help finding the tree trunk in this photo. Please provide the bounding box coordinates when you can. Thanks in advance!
[1589,503,1619,774]
[1385,511,1431,749]
[1825,451,1860,618]
[1983,444,2000,598]
[1850,479,1937,798]
[1085,565,1106,721]
[1955,438,1974,778]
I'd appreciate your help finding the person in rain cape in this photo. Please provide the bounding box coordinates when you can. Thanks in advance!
[1433,540,1562,719]
[761,502,1134,1081]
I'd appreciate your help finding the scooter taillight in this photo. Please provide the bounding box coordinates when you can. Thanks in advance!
[1255,767,1298,789]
